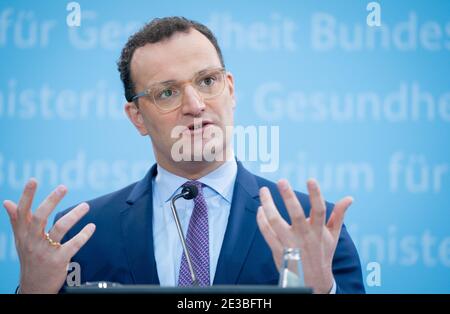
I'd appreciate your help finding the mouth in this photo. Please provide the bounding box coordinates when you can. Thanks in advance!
[187,120,213,132]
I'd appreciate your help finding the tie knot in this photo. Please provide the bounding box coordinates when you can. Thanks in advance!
[183,180,202,187]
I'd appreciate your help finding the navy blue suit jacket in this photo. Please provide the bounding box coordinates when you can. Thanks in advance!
[56,161,365,293]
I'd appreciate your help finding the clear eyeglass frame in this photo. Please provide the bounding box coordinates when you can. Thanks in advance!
[131,67,227,113]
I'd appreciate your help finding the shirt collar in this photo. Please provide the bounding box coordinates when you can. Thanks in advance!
[154,159,238,204]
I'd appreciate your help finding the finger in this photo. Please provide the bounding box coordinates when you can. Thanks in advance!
[61,223,96,258]
[256,207,283,267]
[307,179,327,229]
[327,196,353,239]
[259,187,292,241]
[34,185,67,223]
[277,179,307,232]
[3,200,18,221]
[28,185,67,237]
[17,178,37,219]
[49,202,89,242]
[3,200,19,231]
[257,206,283,251]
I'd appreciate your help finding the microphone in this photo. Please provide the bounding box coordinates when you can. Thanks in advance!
[170,184,199,286]
[181,185,198,200]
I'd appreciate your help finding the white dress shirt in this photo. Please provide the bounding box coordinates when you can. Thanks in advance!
[152,159,237,286]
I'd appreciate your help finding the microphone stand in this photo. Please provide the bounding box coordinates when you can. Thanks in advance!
[170,191,199,286]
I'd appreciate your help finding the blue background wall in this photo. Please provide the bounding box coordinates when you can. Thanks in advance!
[1,0,449,293]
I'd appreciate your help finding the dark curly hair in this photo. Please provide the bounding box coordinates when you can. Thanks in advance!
[117,16,225,102]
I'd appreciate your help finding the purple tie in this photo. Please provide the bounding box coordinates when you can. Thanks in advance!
[178,181,210,286]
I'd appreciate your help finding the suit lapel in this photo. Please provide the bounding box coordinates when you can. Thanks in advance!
[120,164,160,284]
[214,162,260,284]
[119,161,262,285]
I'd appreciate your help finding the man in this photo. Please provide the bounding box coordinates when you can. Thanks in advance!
[3,17,365,294]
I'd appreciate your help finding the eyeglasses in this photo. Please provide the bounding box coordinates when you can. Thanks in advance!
[131,67,227,113]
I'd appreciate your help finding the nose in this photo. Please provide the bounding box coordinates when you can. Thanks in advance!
[180,84,205,116]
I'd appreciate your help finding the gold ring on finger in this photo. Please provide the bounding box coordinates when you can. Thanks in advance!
[45,233,61,248]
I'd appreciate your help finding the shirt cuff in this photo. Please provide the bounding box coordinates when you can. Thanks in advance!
[329,278,337,294]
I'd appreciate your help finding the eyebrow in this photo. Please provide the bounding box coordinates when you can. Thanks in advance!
[151,67,223,87]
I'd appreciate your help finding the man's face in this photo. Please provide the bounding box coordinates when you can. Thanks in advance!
[126,29,235,166]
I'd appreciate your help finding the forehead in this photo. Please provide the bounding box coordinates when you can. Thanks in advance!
[130,29,222,87]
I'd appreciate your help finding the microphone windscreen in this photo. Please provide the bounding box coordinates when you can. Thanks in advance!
[181,185,198,200]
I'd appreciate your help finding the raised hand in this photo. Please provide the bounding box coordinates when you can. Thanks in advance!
[3,178,96,293]
[256,178,353,294]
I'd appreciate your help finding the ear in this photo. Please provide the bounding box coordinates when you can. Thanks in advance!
[124,102,148,136]
[226,72,236,109]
